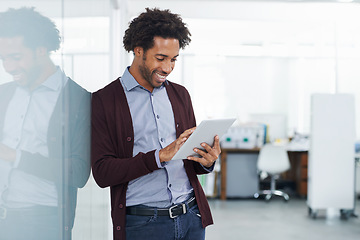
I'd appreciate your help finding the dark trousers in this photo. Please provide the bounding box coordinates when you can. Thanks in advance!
[125,203,205,240]
[0,206,60,240]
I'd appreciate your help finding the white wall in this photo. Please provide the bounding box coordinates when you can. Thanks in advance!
[3,1,360,135]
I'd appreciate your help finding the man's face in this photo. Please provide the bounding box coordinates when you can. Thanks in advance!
[0,36,41,88]
[138,36,179,91]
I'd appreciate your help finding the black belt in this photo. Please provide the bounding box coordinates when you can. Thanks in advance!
[0,205,57,220]
[126,197,196,219]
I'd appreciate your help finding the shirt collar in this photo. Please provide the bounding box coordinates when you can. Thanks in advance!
[120,66,167,92]
[120,67,139,91]
[41,66,67,91]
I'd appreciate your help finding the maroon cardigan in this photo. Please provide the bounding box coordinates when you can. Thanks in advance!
[91,79,213,240]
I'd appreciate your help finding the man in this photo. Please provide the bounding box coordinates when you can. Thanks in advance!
[92,8,220,240]
[0,7,91,240]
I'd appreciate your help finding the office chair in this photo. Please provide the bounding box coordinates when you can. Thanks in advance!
[254,144,290,201]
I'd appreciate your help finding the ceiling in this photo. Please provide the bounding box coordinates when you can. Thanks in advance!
[1,0,360,19]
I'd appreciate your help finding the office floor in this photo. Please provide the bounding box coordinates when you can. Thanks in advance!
[73,177,360,240]
[206,197,360,240]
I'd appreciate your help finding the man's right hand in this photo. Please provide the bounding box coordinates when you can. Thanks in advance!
[159,127,196,163]
[0,143,16,162]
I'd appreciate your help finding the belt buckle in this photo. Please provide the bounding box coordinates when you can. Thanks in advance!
[0,207,6,219]
[169,203,186,219]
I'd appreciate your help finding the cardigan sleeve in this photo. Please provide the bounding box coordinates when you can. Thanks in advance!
[91,91,160,188]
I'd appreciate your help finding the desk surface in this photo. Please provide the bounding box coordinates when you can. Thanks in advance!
[221,148,260,153]
[221,147,308,153]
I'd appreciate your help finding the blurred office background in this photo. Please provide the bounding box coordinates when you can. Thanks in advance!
[1,0,360,239]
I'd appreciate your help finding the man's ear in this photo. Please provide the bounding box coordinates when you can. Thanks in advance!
[36,46,48,57]
[134,46,143,57]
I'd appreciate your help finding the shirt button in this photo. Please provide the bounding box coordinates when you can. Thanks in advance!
[127,137,132,142]
[119,204,124,209]
[160,138,164,142]
[169,184,172,188]
[157,115,160,119]
[116,226,121,231]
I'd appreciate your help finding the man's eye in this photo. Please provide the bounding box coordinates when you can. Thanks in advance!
[171,58,177,62]
[156,58,164,61]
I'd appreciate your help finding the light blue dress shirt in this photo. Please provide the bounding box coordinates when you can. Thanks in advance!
[0,67,67,208]
[121,67,194,208]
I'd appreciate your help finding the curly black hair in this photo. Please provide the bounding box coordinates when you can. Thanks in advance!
[123,8,191,53]
[0,7,60,52]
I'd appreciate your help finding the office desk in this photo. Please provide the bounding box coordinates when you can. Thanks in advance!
[286,151,309,198]
[220,148,308,200]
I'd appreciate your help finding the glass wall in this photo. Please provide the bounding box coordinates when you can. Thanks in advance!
[0,0,112,239]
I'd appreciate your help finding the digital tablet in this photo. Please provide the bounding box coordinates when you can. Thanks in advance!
[171,118,236,160]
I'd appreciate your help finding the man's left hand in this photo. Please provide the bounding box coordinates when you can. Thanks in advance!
[187,135,221,168]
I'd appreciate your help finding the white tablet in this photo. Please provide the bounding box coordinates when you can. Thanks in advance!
[171,118,236,160]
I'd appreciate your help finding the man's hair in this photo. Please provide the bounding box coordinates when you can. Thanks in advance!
[123,8,191,53]
[0,7,60,51]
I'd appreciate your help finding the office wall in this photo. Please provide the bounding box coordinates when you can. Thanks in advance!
[175,3,360,137]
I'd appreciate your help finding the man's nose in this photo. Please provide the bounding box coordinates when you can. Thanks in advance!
[161,60,174,74]
[2,59,17,74]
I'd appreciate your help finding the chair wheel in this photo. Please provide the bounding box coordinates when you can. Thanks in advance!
[265,194,272,201]
[340,209,352,220]
[308,207,317,219]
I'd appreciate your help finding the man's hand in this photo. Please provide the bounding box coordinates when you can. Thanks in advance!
[159,127,196,163]
[0,143,16,162]
[187,135,221,168]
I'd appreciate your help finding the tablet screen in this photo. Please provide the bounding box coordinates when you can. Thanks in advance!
[171,118,236,160]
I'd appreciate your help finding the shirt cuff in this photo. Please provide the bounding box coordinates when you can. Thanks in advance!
[155,149,166,168]
[13,149,22,168]
[201,161,215,172]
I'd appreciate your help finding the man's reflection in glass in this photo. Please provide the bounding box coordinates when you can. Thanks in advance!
[0,7,91,240]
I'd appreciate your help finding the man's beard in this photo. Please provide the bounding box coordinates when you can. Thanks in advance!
[139,59,153,87]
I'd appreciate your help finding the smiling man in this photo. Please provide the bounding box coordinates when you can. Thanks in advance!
[0,7,91,240]
[91,8,220,240]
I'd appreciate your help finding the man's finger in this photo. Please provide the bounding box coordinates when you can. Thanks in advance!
[213,135,221,151]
